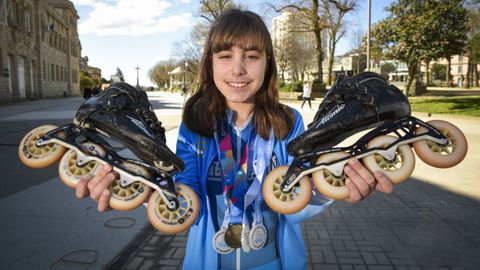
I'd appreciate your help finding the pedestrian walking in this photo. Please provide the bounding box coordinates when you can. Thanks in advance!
[301,80,312,109]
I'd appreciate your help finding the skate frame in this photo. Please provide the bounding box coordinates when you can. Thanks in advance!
[280,116,449,192]
[35,124,179,210]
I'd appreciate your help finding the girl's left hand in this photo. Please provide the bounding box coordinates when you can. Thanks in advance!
[343,158,394,203]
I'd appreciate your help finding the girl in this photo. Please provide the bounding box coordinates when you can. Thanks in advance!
[76,9,393,270]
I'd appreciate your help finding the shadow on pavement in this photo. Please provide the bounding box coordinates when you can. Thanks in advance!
[108,178,480,269]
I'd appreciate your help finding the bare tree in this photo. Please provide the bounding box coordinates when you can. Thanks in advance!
[271,0,328,84]
[324,0,357,85]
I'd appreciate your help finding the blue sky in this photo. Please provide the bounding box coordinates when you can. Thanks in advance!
[72,0,394,87]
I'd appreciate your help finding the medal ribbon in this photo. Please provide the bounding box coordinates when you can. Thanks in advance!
[214,127,251,225]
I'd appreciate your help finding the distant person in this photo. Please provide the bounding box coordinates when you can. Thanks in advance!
[458,76,464,88]
[82,87,92,99]
[301,80,312,109]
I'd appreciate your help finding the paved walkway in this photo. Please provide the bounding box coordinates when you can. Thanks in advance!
[105,97,480,270]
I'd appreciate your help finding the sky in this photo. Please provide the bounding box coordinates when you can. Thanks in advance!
[72,0,395,87]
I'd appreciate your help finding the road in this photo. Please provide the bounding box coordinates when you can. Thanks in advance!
[0,92,185,270]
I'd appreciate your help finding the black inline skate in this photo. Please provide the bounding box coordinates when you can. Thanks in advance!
[263,72,468,214]
[18,83,199,234]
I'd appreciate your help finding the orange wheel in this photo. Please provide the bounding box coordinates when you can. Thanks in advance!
[312,152,351,200]
[413,120,467,168]
[18,125,67,168]
[109,162,152,211]
[263,166,311,214]
[363,135,415,184]
[147,183,199,234]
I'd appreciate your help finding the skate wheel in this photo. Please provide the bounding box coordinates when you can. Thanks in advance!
[109,162,152,211]
[363,135,415,184]
[18,125,67,168]
[147,183,199,234]
[263,166,311,214]
[58,149,103,189]
[312,152,351,200]
[413,120,467,168]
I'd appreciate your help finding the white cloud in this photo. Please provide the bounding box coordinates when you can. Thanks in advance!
[76,0,193,36]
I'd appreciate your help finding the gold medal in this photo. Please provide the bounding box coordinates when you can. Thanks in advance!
[224,224,242,248]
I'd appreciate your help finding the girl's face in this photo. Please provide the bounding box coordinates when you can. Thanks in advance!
[212,46,267,108]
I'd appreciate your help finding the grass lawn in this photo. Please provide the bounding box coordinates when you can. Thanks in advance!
[409,96,480,117]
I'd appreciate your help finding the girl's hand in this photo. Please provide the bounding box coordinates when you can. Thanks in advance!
[75,164,117,212]
[343,158,394,203]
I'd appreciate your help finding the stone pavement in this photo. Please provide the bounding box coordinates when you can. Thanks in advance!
[105,98,480,270]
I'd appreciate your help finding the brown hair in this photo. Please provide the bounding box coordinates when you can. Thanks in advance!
[183,9,294,140]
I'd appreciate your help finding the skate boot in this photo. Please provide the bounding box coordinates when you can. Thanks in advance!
[263,72,468,214]
[18,83,199,234]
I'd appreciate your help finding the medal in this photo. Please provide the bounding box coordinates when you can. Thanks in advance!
[212,228,234,254]
[249,223,267,250]
[224,224,242,248]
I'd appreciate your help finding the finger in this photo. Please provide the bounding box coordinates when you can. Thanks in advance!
[344,164,371,198]
[374,171,394,194]
[348,158,376,189]
[87,164,112,191]
[97,189,112,212]
[90,172,117,201]
[76,175,93,199]
[344,179,363,203]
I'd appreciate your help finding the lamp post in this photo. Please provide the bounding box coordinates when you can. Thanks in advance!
[367,0,371,71]
[135,65,140,89]
[184,61,189,86]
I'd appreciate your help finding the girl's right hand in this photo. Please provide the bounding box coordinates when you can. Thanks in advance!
[75,164,117,212]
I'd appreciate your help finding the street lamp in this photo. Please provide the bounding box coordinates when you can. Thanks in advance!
[135,65,140,89]
[184,61,189,86]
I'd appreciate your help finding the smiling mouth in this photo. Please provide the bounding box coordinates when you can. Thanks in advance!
[227,82,250,88]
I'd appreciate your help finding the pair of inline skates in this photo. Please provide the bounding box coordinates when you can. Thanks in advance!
[263,72,468,214]
[19,73,468,228]
[18,83,199,234]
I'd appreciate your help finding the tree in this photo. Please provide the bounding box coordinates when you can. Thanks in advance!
[324,0,357,85]
[380,62,396,79]
[170,0,240,81]
[115,67,125,82]
[80,71,95,95]
[465,1,480,87]
[431,63,447,81]
[148,60,177,89]
[273,0,328,84]
[372,0,468,96]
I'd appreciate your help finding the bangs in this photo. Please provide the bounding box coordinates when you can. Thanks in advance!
[210,12,268,53]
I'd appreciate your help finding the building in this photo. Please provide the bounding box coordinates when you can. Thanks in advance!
[271,9,325,82]
[0,0,81,101]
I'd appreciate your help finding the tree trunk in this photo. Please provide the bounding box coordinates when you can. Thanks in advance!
[446,55,452,82]
[405,62,418,96]
[425,61,430,86]
[475,64,479,87]
[314,30,324,83]
[466,59,471,88]
[327,38,335,86]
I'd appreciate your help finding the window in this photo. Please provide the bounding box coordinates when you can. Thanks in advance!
[43,61,46,80]
[51,63,54,81]
[25,7,32,32]
[458,66,463,73]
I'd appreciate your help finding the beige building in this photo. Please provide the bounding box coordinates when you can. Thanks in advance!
[0,0,81,101]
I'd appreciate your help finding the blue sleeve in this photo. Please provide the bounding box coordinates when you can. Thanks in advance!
[174,123,202,198]
[283,109,334,224]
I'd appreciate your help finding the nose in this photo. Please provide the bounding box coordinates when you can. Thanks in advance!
[231,56,246,76]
